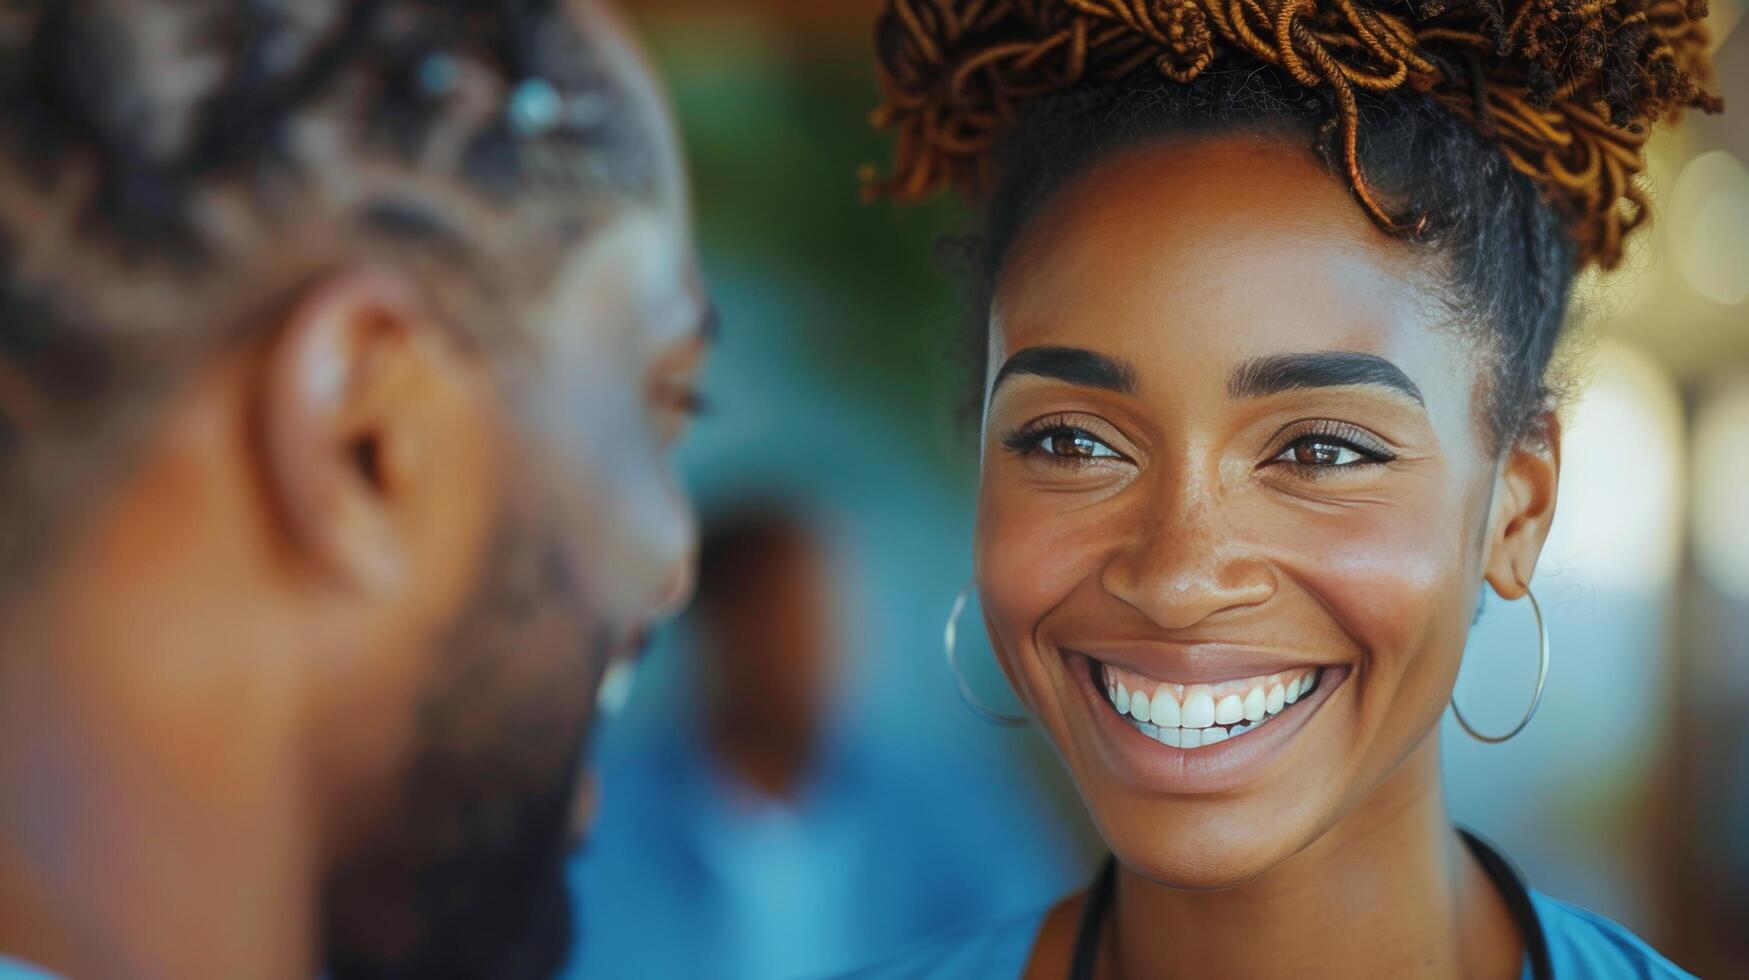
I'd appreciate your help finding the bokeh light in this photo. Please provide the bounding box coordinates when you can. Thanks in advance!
[1667,149,1749,307]
[1693,375,1749,599]
[1541,339,1686,593]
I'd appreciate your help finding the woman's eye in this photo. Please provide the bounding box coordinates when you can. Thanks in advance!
[1000,419,1129,467]
[1272,436,1384,468]
[1036,428,1121,460]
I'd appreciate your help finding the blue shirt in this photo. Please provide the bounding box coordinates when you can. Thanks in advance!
[0,955,59,980]
[563,723,1082,980]
[835,890,1695,979]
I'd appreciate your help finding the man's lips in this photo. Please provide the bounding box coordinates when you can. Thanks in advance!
[594,623,656,718]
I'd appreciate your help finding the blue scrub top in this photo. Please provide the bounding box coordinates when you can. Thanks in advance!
[837,877,1696,979]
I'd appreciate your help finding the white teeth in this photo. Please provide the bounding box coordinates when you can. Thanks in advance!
[1109,666,1330,750]
[1147,693,1175,731]
[1242,686,1266,722]
[1129,688,1152,722]
[1149,687,1180,727]
[1182,689,1215,728]
[1214,694,1244,725]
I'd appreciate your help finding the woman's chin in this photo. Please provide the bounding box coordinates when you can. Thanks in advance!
[1088,797,1327,891]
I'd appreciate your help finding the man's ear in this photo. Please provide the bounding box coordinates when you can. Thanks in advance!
[258,272,495,598]
[1483,411,1562,600]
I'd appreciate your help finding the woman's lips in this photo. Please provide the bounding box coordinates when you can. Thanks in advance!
[1099,663,1321,748]
[1067,651,1350,794]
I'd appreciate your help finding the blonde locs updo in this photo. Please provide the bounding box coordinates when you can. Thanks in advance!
[865,0,1718,270]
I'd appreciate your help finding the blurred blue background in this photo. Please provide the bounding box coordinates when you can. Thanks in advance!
[565,3,1749,976]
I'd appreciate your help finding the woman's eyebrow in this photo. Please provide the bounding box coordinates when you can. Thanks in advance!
[1227,351,1425,405]
[992,345,1138,395]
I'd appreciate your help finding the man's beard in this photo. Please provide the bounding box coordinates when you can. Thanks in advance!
[322,512,615,980]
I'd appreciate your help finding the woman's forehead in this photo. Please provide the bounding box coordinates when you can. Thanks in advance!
[991,134,1453,370]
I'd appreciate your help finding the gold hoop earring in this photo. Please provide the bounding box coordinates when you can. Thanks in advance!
[945,582,1028,728]
[1451,587,1549,744]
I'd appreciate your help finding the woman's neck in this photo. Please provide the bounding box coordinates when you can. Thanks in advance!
[1099,733,1523,980]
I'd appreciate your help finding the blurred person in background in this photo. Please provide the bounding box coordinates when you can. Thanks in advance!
[0,2,710,978]
[571,504,1076,979]
[848,0,1723,977]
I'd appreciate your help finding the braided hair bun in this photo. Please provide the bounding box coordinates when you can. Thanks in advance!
[865,0,1721,269]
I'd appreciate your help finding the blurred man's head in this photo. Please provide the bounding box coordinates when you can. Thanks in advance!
[0,2,706,977]
[693,509,837,798]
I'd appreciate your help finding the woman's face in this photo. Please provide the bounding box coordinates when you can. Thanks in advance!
[974,134,1545,887]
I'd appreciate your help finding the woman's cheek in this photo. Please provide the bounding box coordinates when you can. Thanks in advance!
[1279,499,1476,737]
[974,482,1107,698]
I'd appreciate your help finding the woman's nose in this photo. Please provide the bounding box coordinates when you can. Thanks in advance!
[1099,493,1276,631]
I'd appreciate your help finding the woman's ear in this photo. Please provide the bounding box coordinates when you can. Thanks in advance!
[257,271,496,600]
[1483,410,1562,600]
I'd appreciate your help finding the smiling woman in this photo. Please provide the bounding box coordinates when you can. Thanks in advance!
[848,0,1721,977]
[976,133,1525,866]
